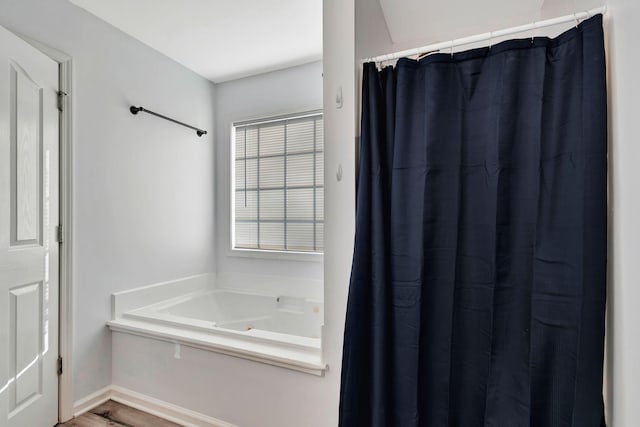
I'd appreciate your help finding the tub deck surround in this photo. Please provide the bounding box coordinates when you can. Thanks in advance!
[107,274,326,375]
[111,273,217,319]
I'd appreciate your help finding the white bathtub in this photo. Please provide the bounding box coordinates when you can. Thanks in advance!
[107,274,325,375]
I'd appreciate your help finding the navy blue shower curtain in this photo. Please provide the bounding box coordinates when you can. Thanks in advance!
[339,14,607,427]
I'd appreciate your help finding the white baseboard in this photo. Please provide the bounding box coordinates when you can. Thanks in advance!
[73,385,112,418]
[73,385,237,427]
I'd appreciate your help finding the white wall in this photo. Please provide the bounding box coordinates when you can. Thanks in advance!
[0,0,216,401]
[604,1,640,425]
[322,0,357,423]
[214,61,324,293]
[112,332,334,427]
[354,0,394,61]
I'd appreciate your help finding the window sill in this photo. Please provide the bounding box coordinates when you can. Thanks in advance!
[228,247,324,263]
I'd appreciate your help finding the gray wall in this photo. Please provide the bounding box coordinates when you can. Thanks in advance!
[0,0,216,400]
[214,61,324,287]
[605,0,640,424]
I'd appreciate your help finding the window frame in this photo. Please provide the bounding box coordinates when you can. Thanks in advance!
[228,109,324,262]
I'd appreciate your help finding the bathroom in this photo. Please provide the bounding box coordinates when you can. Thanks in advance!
[0,0,637,426]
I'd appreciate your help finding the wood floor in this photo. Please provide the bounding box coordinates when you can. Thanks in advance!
[57,400,182,427]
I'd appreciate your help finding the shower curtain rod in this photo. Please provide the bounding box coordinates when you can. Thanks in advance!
[130,105,208,137]
[364,6,606,64]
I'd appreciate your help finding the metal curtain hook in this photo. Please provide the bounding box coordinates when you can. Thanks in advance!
[574,13,580,27]
[489,31,493,49]
[530,21,535,44]
[450,40,454,58]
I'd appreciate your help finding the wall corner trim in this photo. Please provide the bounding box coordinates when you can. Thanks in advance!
[73,385,238,427]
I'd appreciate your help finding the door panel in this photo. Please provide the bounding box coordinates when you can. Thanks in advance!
[11,282,42,409]
[12,61,43,245]
[0,24,59,427]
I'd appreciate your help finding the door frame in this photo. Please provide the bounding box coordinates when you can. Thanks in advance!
[16,34,75,423]
[57,54,74,425]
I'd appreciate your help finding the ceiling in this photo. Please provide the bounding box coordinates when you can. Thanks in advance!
[69,0,602,83]
[378,0,603,46]
[69,0,323,83]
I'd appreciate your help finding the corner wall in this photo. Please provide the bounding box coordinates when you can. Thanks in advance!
[0,0,216,401]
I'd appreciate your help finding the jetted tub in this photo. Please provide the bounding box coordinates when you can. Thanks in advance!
[107,274,325,375]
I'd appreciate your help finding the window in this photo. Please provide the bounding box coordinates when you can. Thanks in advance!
[232,111,323,254]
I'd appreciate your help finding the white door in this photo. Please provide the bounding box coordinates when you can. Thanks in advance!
[0,25,60,427]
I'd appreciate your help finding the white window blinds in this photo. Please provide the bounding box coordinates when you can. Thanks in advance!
[233,111,324,253]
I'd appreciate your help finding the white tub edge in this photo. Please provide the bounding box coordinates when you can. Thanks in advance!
[107,319,327,376]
